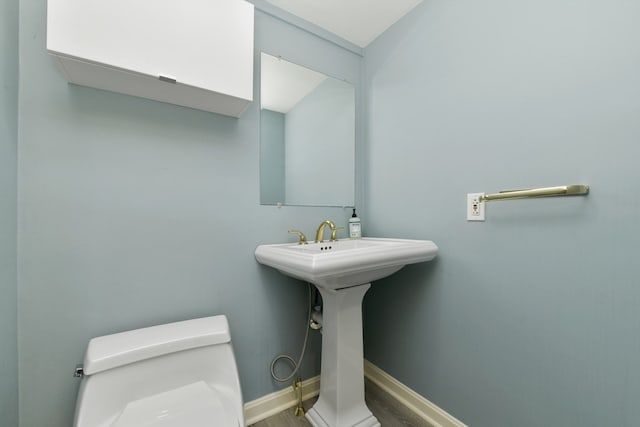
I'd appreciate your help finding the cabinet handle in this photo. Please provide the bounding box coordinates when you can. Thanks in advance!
[158,75,177,84]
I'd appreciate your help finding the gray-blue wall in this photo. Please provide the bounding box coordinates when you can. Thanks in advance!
[260,109,285,205]
[363,1,640,426]
[1,0,19,424]
[285,78,355,206]
[17,2,361,425]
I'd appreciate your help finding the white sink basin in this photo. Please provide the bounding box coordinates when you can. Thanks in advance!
[255,237,438,289]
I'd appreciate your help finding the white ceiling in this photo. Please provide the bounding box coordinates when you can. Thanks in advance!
[264,0,423,48]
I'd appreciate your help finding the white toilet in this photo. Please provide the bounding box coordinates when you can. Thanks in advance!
[73,315,245,427]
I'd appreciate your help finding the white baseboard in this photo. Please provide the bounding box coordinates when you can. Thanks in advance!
[243,375,320,426]
[364,360,467,427]
[243,360,466,427]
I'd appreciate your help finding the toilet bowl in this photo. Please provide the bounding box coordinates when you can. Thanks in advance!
[73,315,244,427]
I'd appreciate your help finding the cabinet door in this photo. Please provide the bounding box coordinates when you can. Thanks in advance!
[47,0,253,101]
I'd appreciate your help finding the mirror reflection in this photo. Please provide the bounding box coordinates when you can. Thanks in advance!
[260,53,355,207]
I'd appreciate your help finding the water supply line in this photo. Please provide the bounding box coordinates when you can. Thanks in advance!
[293,378,305,416]
[269,283,315,384]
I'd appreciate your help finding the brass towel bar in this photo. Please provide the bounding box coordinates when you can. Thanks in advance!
[479,185,589,202]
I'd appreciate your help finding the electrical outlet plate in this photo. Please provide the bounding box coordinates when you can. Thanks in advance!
[467,193,485,221]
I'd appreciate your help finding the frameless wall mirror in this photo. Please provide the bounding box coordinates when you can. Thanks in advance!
[260,53,355,207]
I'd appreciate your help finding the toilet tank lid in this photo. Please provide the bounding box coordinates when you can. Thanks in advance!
[83,315,231,375]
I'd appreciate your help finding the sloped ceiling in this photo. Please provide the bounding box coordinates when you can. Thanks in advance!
[264,0,423,48]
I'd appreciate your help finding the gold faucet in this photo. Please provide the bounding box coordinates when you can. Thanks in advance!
[288,229,308,245]
[315,220,337,243]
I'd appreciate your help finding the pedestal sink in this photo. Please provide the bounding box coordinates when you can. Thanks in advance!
[255,237,438,427]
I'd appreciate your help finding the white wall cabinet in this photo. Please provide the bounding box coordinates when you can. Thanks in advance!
[47,0,254,117]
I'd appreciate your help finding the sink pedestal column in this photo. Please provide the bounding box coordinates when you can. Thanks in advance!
[306,283,380,427]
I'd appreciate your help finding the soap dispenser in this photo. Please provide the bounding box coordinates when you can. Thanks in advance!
[348,208,362,239]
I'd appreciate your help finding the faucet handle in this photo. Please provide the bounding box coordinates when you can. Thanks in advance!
[288,229,308,245]
[330,227,344,242]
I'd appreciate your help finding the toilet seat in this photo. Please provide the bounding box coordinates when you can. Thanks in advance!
[111,381,239,427]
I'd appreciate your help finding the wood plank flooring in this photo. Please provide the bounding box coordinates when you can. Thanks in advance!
[249,378,433,427]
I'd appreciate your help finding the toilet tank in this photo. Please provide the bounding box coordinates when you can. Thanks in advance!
[73,315,244,427]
